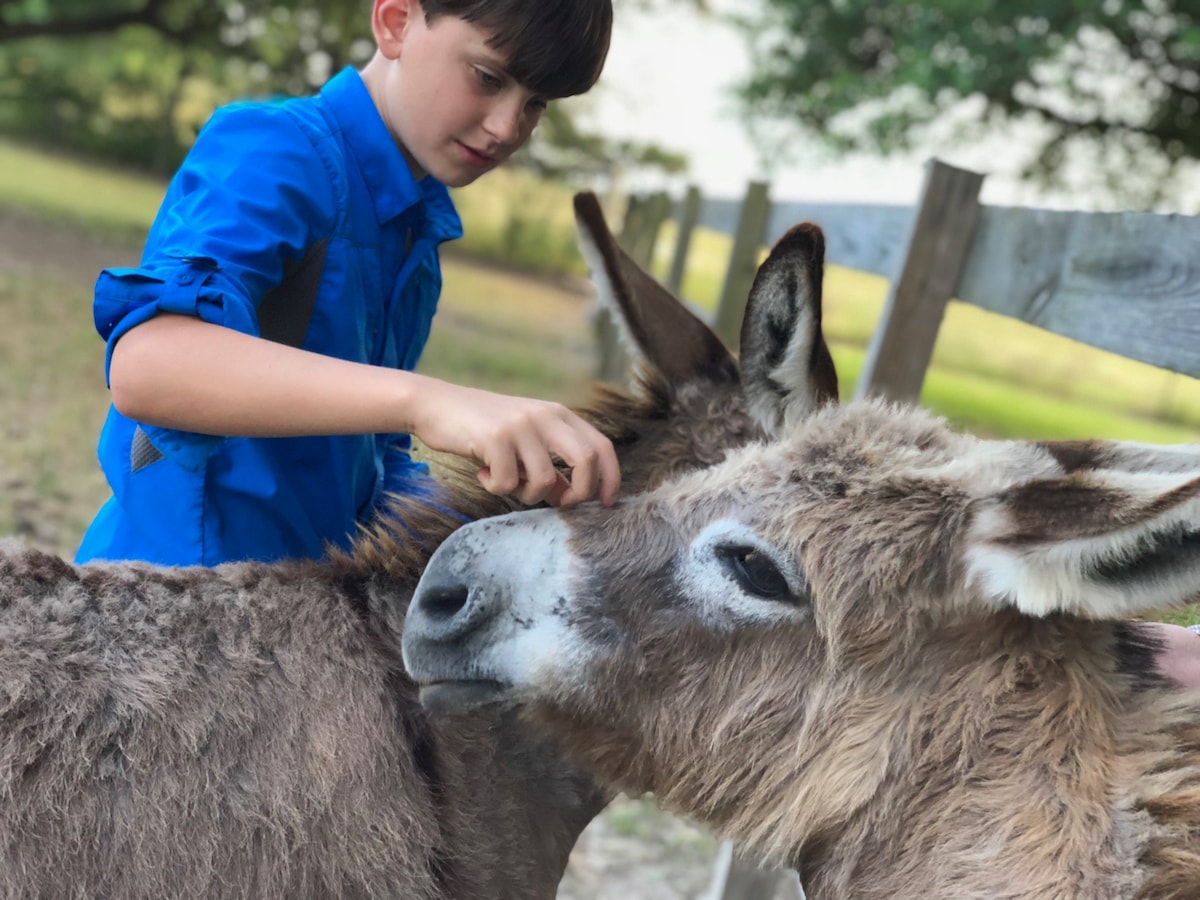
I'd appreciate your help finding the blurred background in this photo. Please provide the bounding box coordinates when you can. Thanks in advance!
[1,1,1198,896]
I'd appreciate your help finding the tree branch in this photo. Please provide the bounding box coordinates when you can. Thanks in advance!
[1017,98,1159,142]
[0,0,171,43]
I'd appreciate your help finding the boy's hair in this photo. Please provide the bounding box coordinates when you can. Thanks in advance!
[421,0,612,99]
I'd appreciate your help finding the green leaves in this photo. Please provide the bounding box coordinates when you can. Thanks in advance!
[0,0,688,184]
[734,0,1199,208]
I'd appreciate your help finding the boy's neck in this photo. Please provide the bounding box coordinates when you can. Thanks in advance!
[358,54,426,182]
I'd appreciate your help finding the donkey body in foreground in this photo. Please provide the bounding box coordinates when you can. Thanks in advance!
[407,225,1200,898]
[0,195,822,899]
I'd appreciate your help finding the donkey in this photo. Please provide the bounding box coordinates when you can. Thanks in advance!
[0,193,823,900]
[406,222,1200,899]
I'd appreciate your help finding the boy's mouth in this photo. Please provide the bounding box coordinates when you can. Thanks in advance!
[457,142,496,168]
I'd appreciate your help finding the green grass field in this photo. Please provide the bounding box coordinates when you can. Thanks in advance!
[0,139,168,242]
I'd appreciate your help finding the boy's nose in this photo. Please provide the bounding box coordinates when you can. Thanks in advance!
[483,98,525,146]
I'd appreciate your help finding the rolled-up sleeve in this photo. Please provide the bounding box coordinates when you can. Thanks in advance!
[94,102,339,379]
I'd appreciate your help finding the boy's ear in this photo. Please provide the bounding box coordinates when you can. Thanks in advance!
[373,0,421,59]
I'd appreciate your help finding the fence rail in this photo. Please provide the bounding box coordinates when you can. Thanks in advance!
[617,159,1200,391]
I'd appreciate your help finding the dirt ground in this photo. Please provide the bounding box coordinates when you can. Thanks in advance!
[0,209,800,900]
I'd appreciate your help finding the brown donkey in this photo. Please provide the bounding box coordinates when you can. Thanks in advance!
[407,225,1200,899]
[0,195,831,899]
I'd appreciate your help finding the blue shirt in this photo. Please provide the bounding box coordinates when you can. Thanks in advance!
[75,67,463,567]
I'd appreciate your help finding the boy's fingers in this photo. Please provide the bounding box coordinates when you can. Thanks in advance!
[545,422,607,507]
[541,472,574,508]
[470,408,620,508]
[477,439,521,496]
[555,426,621,508]
[511,433,562,505]
[595,437,621,506]
[556,448,598,509]
[570,427,619,507]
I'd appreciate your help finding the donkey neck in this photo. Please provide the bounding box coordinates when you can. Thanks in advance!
[796,615,1189,898]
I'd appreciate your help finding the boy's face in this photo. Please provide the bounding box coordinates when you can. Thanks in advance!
[368,3,549,187]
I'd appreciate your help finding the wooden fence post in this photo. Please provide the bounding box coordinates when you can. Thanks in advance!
[596,191,674,384]
[617,193,645,249]
[854,159,986,403]
[714,181,771,351]
[629,190,672,268]
[666,184,702,295]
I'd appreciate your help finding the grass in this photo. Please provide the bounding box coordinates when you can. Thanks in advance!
[0,269,112,551]
[450,168,586,276]
[0,139,165,241]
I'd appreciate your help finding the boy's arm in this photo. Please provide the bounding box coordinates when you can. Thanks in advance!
[110,314,619,507]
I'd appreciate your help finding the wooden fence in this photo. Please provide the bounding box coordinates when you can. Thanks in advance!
[610,159,1200,402]
[607,158,1200,900]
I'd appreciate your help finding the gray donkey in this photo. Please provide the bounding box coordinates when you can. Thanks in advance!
[407,221,1200,899]
[0,194,832,899]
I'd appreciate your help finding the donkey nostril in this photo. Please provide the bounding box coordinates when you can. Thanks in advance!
[419,581,470,623]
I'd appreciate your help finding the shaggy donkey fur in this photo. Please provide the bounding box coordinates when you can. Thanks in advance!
[407,223,1200,899]
[0,193,811,900]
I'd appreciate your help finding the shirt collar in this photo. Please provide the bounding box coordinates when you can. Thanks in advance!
[320,67,462,243]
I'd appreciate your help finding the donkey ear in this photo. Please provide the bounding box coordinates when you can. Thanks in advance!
[573,192,739,387]
[965,468,1200,618]
[1039,438,1200,476]
[739,223,839,438]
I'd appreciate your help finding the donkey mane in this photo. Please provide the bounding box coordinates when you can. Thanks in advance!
[335,373,676,583]
[340,361,760,587]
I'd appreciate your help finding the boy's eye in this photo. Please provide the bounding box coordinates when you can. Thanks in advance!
[475,67,503,90]
[527,97,549,115]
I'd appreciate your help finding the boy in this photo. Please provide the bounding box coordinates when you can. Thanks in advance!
[76,0,619,566]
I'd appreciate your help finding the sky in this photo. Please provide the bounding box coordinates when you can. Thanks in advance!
[579,3,1200,213]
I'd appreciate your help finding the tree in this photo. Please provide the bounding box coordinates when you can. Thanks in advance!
[0,0,690,182]
[515,104,686,183]
[734,0,1200,209]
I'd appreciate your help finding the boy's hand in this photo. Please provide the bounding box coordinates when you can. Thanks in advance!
[409,379,620,508]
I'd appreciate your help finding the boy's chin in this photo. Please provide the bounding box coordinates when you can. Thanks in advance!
[440,169,492,188]
[436,159,498,188]
[418,146,501,187]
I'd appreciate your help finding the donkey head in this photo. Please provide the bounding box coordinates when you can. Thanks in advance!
[405,219,1200,872]
[402,211,845,754]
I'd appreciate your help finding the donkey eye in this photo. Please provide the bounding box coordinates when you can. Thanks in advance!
[717,545,791,601]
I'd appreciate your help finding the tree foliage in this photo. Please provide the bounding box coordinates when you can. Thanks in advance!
[735,0,1200,208]
[0,0,687,181]
[0,0,376,170]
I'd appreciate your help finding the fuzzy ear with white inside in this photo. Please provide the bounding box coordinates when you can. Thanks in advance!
[965,467,1200,618]
[738,223,839,438]
[573,192,739,389]
[1038,438,1200,476]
